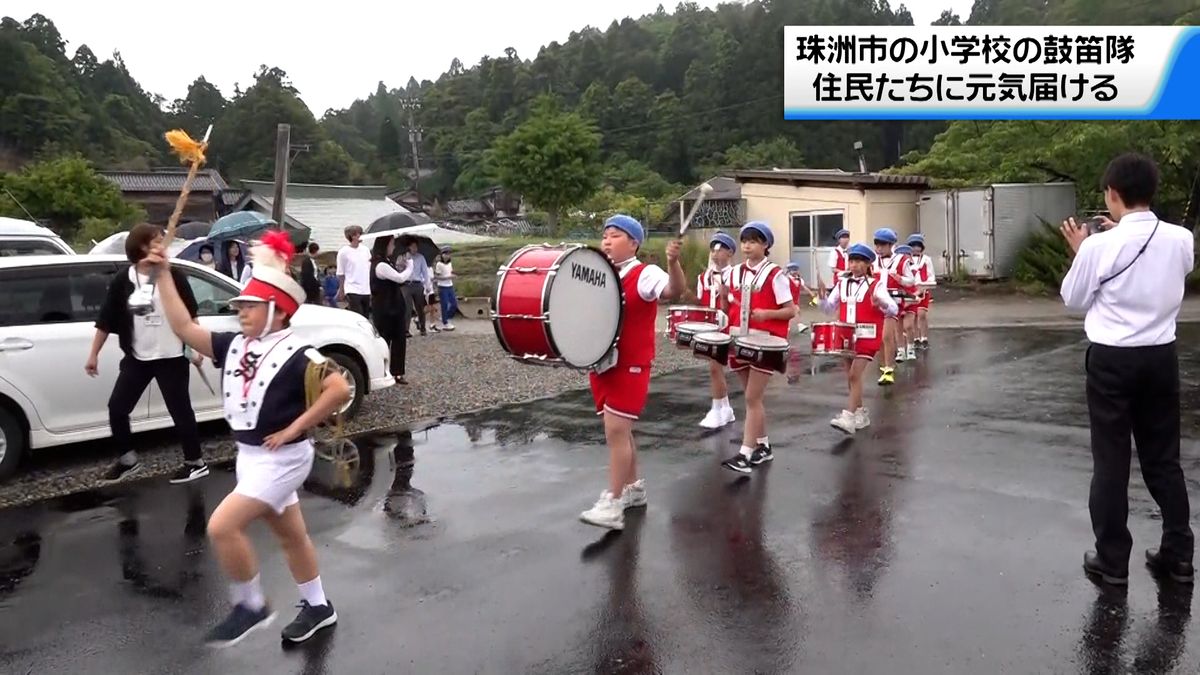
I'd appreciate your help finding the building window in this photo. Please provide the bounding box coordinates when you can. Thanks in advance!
[790,211,845,248]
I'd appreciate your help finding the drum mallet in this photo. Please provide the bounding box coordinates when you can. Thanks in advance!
[679,182,714,237]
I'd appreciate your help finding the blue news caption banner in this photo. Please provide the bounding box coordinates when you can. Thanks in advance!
[783,26,1200,120]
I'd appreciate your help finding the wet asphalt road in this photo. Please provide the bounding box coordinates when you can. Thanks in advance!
[2,326,1200,674]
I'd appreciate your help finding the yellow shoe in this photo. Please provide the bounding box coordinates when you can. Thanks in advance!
[877,369,895,386]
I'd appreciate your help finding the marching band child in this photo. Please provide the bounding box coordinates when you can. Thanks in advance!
[827,228,850,285]
[785,261,817,333]
[893,244,919,361]
[697,231,737,430]
[718,222,795,474]
[818,243,899,435]
[580,215,686,531]
[871,228,914,383]
[151,231,348,647]
[907,234,937,349]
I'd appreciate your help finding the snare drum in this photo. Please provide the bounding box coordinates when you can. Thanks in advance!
[811,321,856,357]
[691,331,732,364]
[667,306,719,340]
[732,334,790,374]
[492,244,623,369]
[675,321,721,349]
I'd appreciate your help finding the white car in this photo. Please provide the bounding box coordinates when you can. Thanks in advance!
[0,217,75,256]
[0,255,394,480]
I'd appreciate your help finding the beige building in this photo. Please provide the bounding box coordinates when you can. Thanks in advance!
[723,169,930,283]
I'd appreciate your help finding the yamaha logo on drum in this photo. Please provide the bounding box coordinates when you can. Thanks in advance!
[571,262,607,288]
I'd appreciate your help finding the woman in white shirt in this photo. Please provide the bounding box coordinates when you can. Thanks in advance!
[88,224,208,484]
[369,235,413,384]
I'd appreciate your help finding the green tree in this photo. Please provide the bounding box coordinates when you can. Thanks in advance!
[170,76,227,134]
[491,96,601,231]
[0,155,143,239]
[701,136,805,175]
[378,116,402,161]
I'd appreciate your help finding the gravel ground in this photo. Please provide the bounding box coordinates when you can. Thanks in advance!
[0,331,706,510]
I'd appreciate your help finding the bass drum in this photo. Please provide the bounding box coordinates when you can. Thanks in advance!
[491,244,623,369]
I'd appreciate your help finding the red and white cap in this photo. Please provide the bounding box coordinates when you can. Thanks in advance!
[230,230,306,317]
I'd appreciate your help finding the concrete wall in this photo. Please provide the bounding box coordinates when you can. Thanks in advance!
[864,190,921,244]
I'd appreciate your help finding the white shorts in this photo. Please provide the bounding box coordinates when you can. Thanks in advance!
[234,439,315,514]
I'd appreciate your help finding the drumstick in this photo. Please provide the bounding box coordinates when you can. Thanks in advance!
[679,182,713,237]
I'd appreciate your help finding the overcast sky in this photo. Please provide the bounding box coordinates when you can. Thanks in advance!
[7,0,975,115]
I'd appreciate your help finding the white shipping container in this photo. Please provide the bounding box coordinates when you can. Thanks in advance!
[917,183,1077,280]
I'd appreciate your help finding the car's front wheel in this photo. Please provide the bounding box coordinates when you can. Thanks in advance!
[323,351,366,421]
[0,408,26,481]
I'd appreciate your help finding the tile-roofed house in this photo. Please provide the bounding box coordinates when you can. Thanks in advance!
[99,168,232,225]
[235,181,410,250]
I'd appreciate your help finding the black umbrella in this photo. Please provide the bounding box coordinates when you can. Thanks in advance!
[396,233,439,266]
[176,221,211,239]
[366,211,433,233]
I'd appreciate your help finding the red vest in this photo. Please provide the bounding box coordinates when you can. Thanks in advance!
[837,275,886,328]
[616,263,657,366]
[874,254,911,292]
[833,247,848,273]
[788,277,803,306]
[915,255,932,283]
[728,261,790,339]
[696,267,727,309]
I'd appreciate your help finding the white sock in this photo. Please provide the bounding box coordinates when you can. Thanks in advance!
[298,576,327,607]
[756,436,769,447]
[719,397,731,410]
[232,574,265,611]
[710,398,722,410]
[739,445,755,459]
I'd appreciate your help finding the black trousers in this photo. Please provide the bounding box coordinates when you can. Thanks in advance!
[373,302,409,377]
[404,283,426,333]
[108,355,201,462]
[346,293,372,320]
[1087,342,1193,572]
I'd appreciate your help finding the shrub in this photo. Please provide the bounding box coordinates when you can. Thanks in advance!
[1012,217,1071,294]
[74,217,123,249]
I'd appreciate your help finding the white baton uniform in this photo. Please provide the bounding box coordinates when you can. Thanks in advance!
[214,328,326,514]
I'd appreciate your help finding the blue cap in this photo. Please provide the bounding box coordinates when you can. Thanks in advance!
[709,232,735,251]
[894,244,913,255]
[847,243,876,262]
[739,221,774,248]
[834,228,850,240]
[786,261,800,270]
[906,233,925,246]
[604,214,644,245]
[873,228,898,244]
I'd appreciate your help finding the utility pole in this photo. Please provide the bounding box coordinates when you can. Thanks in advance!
[271,123,290,225]
[402,97,424,209]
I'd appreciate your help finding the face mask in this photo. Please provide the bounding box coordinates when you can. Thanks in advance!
[200,252,213,262]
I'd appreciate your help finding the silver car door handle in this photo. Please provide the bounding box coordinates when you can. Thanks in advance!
[0,338,34,352]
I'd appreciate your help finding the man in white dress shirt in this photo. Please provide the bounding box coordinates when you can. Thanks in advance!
[1060,152,1195,586]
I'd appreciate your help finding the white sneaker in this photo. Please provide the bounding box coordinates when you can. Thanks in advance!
[580,491,624,530]
[443,323,455,331]
[906,344,916,360]
[854,407,870,429]
[895,348,907,362]
[830,410,856,435]
[621,479,647,509]
[699,406,735,429]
